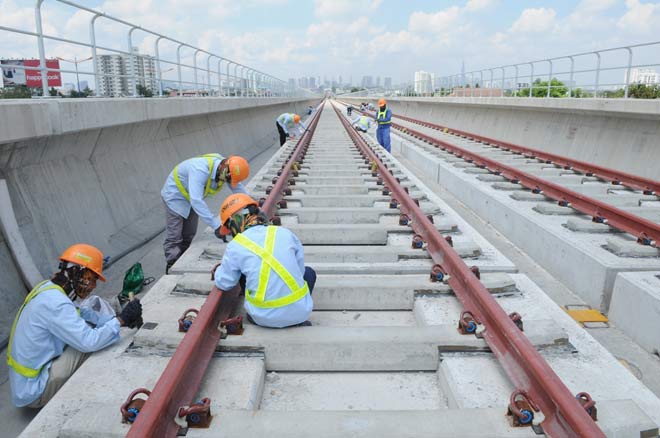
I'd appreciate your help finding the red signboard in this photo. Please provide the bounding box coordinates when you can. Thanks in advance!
[24,59,62,87]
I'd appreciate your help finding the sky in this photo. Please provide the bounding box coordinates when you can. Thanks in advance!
[1,0,660,86]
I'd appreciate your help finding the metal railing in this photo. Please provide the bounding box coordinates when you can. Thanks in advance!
[0,0,316,98]
[340,41,660,99]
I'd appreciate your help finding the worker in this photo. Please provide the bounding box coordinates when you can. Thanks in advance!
[7,244,143,408]
[161,153,250,273]
[212,194,315,328]
[346,105,353,116]
[375,98,392,153]
[306,105,314,115]
[352,115,374,132]
[367,102,375,111]
[276,113,307,147]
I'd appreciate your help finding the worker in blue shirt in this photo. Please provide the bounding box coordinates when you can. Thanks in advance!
[276,113,306,147]
[352,115,374,133]
[212,194,315,328]
[7,244,143,408]
[375,98,392,153]
[161,153,251,273]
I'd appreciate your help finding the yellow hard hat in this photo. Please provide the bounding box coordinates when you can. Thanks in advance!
[59,243,106,282]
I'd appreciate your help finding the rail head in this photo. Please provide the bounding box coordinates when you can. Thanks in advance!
[330,100,605,438]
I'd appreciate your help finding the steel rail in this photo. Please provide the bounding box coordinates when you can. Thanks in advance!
[262,105,324,217]
[331,101,605,438]
[124,102,324,437]
[391,112,660,195]
[346,104,660,246]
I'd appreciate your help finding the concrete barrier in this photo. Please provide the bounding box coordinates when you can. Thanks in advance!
[0,96,319,341]
[342,97,660,180]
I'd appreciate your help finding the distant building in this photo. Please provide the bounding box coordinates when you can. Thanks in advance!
[384,77,392,88]
[78,80,88,90]
[309,76,316,88]
[625,68,659,86]
[97,48,156,97]
[288,78,296,89]
[361,75,374,88]
[376,76,381,87]
[414,70,435,94]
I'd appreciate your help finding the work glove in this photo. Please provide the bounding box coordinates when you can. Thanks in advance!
[120,299,143,328]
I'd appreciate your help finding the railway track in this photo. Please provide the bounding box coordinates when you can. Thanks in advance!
[19,100,660,438]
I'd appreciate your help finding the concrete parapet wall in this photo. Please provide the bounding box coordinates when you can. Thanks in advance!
[0,97,319,341]
[342,97,660,180]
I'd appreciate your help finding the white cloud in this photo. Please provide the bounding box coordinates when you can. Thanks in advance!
[314,0,381,18]
[465,0,496,12]
[510,7,557,33]
[617,0,660,33]
[409,7,462,33]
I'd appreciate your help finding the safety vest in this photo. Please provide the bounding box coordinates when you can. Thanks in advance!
[277,113,296,128]
[232,226,309,309]
[377,109,391,125]
[173,153,224,201]
[7,281,68,378]
[357,116,370,130]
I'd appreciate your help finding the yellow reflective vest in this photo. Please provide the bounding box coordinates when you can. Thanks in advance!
[173,153,224,201]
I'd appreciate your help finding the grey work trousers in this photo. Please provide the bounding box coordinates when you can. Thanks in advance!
[163,202,199,265]
[27,346,89,408]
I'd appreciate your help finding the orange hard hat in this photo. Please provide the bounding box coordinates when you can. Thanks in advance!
[226,156,250,188]
[220,193,258,225]
[59,243,106,282]
[293,114,301,123]
[378,98,387,107]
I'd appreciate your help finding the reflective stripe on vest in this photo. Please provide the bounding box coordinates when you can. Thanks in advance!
[172,153,224,201]
[377,109,391,125]
[7,281,68,378]
[232,226,309,309]
[358,116,369,130]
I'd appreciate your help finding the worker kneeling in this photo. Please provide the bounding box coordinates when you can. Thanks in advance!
[8,244,143,408]
[352,115,374,133]
[213,194,315,328]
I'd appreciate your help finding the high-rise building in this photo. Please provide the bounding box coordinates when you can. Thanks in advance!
[289,78,296,89]
[384,77,392,88]
[414,70,435,94]
[361,75,374,88]
[309,76,316,88]
[97,48,156,97]
[625,68,659,86]
[338,75,343,86]
[376,76,381,87]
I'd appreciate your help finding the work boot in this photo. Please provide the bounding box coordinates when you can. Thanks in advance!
[165,261,174,275]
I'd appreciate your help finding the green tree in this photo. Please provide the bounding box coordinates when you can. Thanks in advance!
[136,84,154,97]
[627,83,660,99]
[0,85,33,99]
[516,78,567,97]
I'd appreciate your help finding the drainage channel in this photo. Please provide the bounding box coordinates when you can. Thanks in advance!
[18,101,660,438]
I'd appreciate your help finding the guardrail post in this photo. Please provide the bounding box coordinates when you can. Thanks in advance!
[568,56,574,97]
[154,36,164,97]
[624,47,633,98]
[546,59,553,98]
[34,0,49,96]
[176,44,184,96]
[127,26,139,97]
[193,49,201,96]
[528,63,534,97]
[594,51,601,98]
[89,13,102,97]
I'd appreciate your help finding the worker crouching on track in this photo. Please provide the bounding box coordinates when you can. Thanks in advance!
[276,113,307,147]
[7,244,143,408]
[162,153,250,274]
[352,115,374,133]
[212,194,315,328]
[375,98,392,153]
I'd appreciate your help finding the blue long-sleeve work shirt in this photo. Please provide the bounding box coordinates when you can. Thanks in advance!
[276,113,307,136]
[8,282,121,407]
[375,107,392,129]
[214,225,313,328]
[161,155,249,230]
